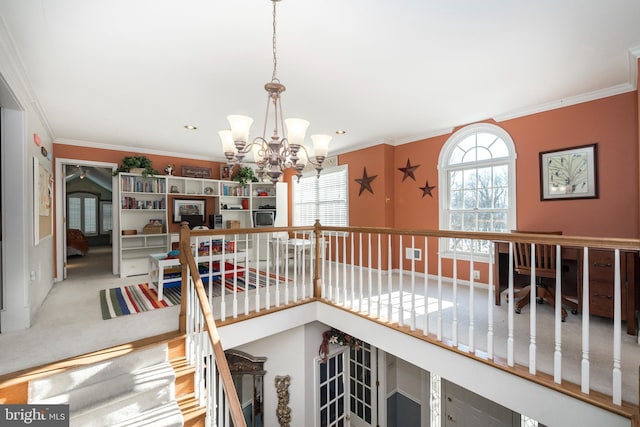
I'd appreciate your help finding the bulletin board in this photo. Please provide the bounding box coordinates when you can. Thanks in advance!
[33,157,53,244]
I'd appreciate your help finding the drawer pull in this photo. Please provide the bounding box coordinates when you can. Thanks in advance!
[594,293,613,299]
[592,262,612,268]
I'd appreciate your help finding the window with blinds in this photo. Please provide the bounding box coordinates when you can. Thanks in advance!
[292,166,348,226]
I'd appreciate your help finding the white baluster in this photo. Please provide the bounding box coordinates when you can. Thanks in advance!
[487,242,494,360]
[399,235,404,327]
[437,241,443,341]
[410,235,416,331]
[424,236,429,337]
[377,234,382,319]
[244,234,250,315]
[529,242,536,374]
[358,232,363,312]
[220,238,226,321]
[554,244,562,383]
[232,236,238,318]
[255,233,261,311]
[581,246,590,394]
[368,233,372,316]
[452,240,458,347]
[387,234,393,322]
[469,243,475,353]
[613,249,622,405]
[343,233,348,306]
[350,232,355,308]
[507,241,514,367]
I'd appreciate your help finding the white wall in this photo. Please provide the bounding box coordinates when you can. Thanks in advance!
[0,18,55,331]
[234,326,306,427]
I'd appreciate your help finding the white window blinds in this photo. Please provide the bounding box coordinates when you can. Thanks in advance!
[292,166,348,226]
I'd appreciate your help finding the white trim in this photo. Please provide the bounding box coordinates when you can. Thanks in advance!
[493,83,635,123]
[438,123,518,262]
[54,158,118,281]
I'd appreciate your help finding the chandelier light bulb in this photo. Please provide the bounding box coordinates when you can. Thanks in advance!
[218,130,236,153]
[311,134,331,158]
[284,118,310,146]
[227,115,254,143]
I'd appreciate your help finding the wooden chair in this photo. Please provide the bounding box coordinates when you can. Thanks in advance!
[512,230,579,321]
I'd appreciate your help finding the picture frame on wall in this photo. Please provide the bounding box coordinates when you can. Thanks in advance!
[539,143,599,201]
[173,198,206,223]
[220,164,231,180]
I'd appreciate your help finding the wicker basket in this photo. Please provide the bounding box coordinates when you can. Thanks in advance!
[143,224,163,234]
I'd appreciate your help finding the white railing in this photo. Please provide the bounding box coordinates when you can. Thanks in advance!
[178,224,640,414]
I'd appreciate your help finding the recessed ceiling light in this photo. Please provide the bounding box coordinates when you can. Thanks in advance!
[184,125,197,130]
[336,130,346,135]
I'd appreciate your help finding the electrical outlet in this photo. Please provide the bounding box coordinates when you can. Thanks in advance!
[473,270,480,280]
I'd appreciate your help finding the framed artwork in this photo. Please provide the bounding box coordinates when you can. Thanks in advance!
[220,165,231,180]
[173,198,206,223]
[181,165,212,178]
[539,143,598,201]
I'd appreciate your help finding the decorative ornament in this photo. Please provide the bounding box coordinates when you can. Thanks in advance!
[420,180,436,198]
[398,158,420,181]
[318,328,362,363]
[33,133,41,147]
[275,375,292,427]
[355,167,377,196]
[164,164,174,175]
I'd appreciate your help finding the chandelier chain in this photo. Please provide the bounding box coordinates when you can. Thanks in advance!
[271,0,278,82]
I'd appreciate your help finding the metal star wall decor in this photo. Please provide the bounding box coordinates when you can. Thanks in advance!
[355,167,377,196]
[398,158,420,181]
[420,180,436,198]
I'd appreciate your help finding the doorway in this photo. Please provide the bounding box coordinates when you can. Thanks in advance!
[55,159,118,280]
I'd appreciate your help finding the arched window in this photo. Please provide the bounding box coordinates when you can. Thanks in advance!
[438,123,516,257]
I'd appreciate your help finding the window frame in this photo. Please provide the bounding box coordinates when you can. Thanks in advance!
[292,165,349,227]
[437,123,517,260]
[67,191,100,236]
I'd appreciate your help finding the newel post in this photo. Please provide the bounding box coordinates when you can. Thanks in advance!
[178,221,190,334]
[313,220,323,298]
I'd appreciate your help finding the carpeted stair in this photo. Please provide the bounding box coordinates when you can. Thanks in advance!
[28,344,183,426]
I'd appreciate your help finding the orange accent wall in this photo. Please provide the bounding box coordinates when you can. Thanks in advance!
[337,92,639,280]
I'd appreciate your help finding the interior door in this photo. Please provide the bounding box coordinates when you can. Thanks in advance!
[318,348,349,426]
[443,380,514,427]
[349,343,377,427]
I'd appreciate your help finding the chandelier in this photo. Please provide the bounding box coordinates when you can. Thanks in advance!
[218,0,331,184]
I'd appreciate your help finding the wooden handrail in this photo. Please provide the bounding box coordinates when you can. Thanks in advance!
[316,226,640,251]
[178,223,246,427]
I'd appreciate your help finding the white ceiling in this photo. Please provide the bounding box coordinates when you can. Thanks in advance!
[1,0,639,162]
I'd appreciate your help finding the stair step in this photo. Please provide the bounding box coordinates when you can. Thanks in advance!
[29,344,168,402]
[70,375,175,427]
[111,400,184,427]
[34,360,176,413]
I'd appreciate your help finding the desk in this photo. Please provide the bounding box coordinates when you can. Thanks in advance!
[494,242,638,335]
[148,250,245,301]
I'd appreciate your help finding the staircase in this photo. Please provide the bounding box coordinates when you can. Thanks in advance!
[0,332,205,427]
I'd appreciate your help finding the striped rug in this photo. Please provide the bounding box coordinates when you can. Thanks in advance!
[99,270,288,320]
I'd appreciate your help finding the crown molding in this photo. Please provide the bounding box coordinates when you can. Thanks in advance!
[53,138,221,162]
[392,127,456,146]
[492,83,635,123]
[0,16,54,139]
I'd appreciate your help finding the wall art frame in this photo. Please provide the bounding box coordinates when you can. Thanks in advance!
[173,198,206,223]
[539,143,599,201]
